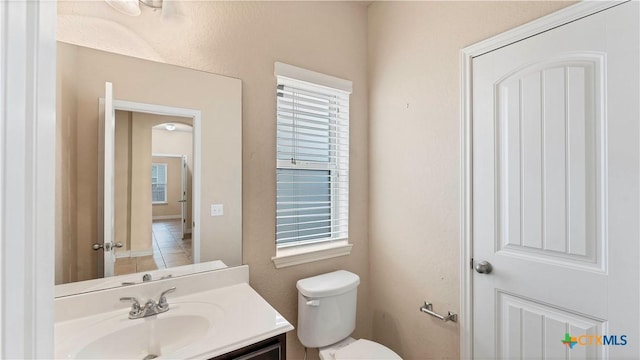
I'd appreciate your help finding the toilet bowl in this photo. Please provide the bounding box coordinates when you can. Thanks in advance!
[319,337,401,360]
[296,270,402,360]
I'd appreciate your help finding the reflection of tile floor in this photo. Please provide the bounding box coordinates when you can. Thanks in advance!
[114,219,192,276]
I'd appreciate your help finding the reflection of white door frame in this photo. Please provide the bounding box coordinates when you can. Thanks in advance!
[180,155,188,238]
[102,99,202,264]
[100,83,115,278]
[459,2,634,358]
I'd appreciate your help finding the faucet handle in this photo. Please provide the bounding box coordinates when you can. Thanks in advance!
[120,297,142,317]
[157,287,176,309]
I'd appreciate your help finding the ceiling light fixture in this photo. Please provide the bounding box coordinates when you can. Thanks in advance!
[165,123,176,131]
[139,0,164,10]
[105,0,164,16]
[105,0,141,16]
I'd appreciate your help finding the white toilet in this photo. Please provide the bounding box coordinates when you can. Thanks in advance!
[296,270,402,360]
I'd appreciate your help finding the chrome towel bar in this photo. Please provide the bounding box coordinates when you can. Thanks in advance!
[420,301,457,323]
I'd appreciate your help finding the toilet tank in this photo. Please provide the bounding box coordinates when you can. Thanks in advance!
[296,270,360,348]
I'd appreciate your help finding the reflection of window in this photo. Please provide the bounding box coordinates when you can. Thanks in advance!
[151,163,167,204]
[276,70,350,248]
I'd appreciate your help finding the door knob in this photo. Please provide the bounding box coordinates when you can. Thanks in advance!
[92,242,123,251]
[475,261,493,274]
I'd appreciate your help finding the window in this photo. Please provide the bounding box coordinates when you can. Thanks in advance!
[151,163,167,204]
[275,63,351,256]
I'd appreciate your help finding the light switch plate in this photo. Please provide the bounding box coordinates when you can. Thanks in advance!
[210,204,224,217]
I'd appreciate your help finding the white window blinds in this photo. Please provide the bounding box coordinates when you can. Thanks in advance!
[275,65,351,248]
[151,163,167,203]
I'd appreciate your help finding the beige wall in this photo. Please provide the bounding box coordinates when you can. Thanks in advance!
[55,44,79,284]
[129,113,154,252]
[113,110,156,254]
[367,2,573,358]
[114,111,132,252]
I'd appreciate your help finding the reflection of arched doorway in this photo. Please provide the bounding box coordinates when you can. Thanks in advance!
[112,110,196,275]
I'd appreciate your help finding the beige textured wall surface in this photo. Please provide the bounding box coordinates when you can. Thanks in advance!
[130,113,154,252]
[367,2,573,359]
[114,111,132,251]
[56,44,79,284]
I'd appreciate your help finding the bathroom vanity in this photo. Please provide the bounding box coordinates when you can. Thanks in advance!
[211,333,286,360]
[54,265,293,359]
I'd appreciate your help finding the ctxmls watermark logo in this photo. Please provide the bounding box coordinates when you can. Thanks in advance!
[561,333,627,349]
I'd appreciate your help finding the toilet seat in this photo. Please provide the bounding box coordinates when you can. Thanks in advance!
[332,339,402,360]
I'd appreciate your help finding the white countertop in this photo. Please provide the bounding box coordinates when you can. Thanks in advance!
[54,266,294,359]
[171,283,292,359]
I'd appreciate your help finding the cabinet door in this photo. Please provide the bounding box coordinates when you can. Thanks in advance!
[210,334,287,360]
[234,343,281,360]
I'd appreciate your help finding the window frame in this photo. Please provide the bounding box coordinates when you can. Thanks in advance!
[272,62,353,268]
[151,163,168,205]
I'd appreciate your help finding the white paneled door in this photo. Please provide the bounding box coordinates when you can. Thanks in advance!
[472,2,639,359]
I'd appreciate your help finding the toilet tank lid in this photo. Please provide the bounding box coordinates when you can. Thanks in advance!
[297,270,360,298]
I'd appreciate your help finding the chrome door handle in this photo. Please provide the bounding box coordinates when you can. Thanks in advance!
[105,242,123,251]
[92,242,123,251]
[178,200,187,203]
[475,261,493,274]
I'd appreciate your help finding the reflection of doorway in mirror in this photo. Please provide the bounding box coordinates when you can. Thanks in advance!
[55,42,241,288]
[112,112,194,276]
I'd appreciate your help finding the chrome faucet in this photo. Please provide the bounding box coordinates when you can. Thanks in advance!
[122,273,172,286]
[120,287,176,319]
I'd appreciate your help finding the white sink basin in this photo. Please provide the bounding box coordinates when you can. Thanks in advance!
[77,315,208,359]
[56,302,223,359]
[55,272,295,360]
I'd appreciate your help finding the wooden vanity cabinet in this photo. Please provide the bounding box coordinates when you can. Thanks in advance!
[210,333,287,360]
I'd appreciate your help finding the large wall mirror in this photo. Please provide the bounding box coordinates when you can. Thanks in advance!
[56,42,242,296]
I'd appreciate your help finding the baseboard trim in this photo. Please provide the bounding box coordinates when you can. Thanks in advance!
[152,215,181,221]
[115,249,153,258]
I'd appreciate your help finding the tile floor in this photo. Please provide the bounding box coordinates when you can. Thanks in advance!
[114,219,192,276]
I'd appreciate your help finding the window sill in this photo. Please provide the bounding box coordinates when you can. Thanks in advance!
[152,202,168,205]
[271,241,353,269]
